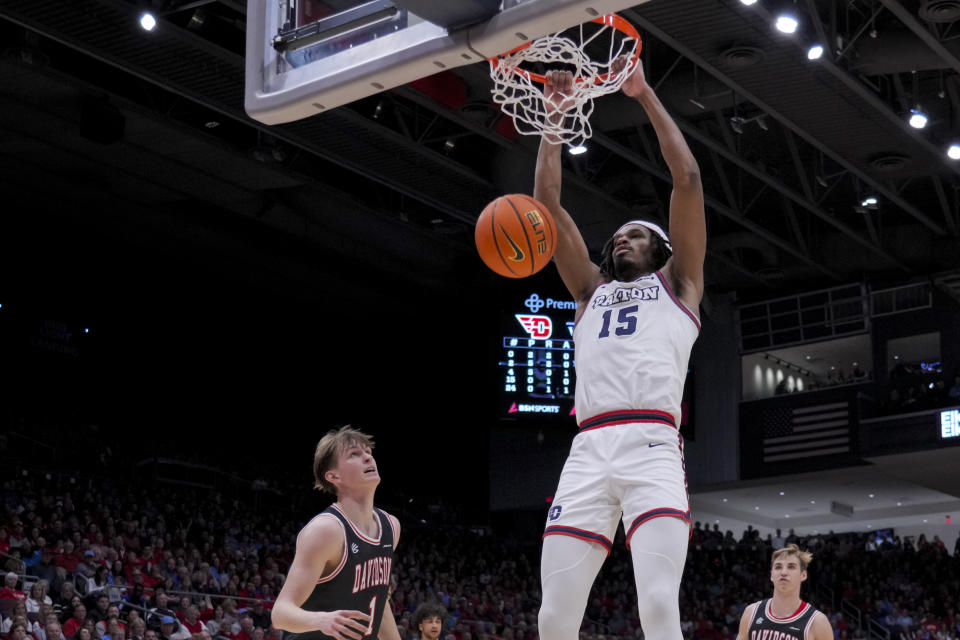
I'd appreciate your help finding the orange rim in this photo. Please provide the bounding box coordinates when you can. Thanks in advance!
[487,14,642,86]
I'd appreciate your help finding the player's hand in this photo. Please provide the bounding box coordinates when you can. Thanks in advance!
[543,70,577,120]
[312,610,371,640]
[612,55,647,99]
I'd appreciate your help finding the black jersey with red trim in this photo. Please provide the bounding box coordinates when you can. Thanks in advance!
[286,504,395,640]
[748,599,821,640]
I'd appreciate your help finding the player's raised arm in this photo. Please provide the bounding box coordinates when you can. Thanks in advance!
[272,517,370,640]
[618,58,705,307]
[534,70,603,306]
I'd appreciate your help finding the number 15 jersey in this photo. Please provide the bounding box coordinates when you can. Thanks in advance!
[573,271,700,432]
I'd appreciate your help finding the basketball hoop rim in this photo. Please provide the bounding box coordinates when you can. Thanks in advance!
[487,13,642,86]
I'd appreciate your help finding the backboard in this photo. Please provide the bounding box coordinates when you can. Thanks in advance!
[245,0,646,125]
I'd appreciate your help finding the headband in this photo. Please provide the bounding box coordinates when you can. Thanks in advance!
[614,220,672,253]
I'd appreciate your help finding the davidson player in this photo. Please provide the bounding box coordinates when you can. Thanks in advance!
[736,544,833,640]
[272,427,401,640]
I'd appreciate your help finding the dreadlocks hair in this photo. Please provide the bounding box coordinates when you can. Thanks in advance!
[598,228,672,281]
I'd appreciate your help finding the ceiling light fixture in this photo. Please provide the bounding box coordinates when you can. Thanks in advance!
[909,108,928,129]
[807,44,824,60]
[948,144,960,160]
[740,0,758,5]
[568,144,587,155]
[775,15,799,33]
[139,12,157,31]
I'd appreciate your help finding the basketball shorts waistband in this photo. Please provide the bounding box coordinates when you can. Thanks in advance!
[578,409,676,432]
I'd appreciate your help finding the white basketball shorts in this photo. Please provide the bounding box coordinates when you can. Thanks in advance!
[543,420,690,553]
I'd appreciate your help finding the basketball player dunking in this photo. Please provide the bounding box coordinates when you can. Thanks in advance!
[533,58,704,640]
[272,427,402,640]
[736,545,833,640]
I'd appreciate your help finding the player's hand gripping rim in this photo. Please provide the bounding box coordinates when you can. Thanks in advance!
[314,610,371,640]
[543,70,576,119]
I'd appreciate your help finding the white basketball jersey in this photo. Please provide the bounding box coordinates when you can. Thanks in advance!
[573,271,700,431]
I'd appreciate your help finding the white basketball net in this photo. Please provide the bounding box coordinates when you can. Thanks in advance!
[490,20,638,147]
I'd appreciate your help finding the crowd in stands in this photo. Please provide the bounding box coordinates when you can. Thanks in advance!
[2,476,959,640]
[881,371,960,415]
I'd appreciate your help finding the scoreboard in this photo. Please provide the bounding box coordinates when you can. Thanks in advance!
[499,292,577,420]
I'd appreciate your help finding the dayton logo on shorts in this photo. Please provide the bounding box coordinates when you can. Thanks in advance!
[548,505,562,521]
[515,314,553,339]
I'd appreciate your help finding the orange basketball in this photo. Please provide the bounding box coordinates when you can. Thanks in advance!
[475,194,557,278]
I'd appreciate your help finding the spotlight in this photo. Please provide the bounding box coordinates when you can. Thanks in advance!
[568,144,587,155]
[775,15,798,34]
[139,12,157,31]
[908,108,928,129]
[948,144,960,160]
[862,196,878,206]
[740,0,758,5]
[807,44,824,60]
[187,10,205,30]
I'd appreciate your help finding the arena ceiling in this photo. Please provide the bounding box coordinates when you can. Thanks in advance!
[2,0,959,306]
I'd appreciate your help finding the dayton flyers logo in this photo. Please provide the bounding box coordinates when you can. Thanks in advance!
[515,314,552,339]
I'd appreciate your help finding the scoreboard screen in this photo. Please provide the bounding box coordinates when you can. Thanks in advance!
[499,292,577,419]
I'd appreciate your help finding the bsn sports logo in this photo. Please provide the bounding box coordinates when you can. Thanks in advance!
[548,505,562,521]
[515,314,552,339]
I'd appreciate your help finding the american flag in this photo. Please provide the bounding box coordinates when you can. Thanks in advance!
[762,401,851,462]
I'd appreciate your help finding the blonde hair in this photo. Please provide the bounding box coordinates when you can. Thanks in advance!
[312,426,375,494]
[771,543,813,570]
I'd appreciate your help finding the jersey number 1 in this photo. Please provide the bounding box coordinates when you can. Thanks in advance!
[364,596,377,636]
[598,305,638,338]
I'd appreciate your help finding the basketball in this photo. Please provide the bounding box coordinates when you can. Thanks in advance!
[475,194,557,278]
